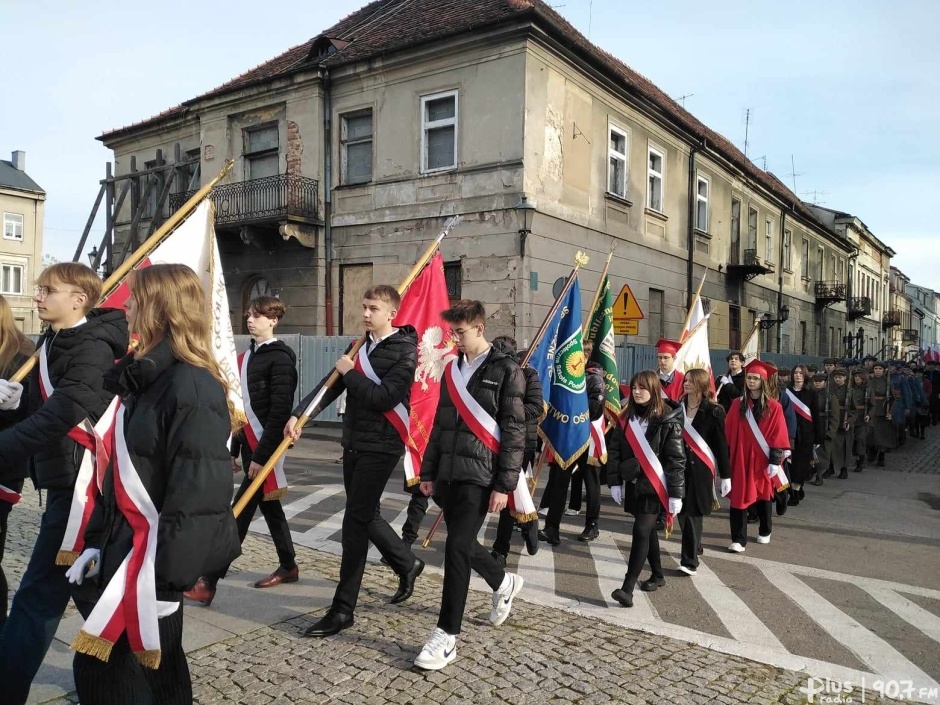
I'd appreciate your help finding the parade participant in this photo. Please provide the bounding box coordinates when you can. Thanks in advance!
[725,359,789,552]
[767,368,795,516]
[823,358,838,377]
[862,355,877,374]
[490,337,542,565]
[868,362,894,467]
[810,372,836,486]
[925,359,940,425]
[716,352,745,412]
[656,339,685,401]
[0,263,128,705]
[286,285,425,638]
[0,296,34,630]
[912,366,931,439]
[777,367,792,389]
[608,371,684,607]
[785,364,824,506]
[185,296,299,606]
[538,340,605,545]
[848,368,872,473]
[888,362,912,447]
[824,368,851,479]
[677,368,730,576]
[67,263,240,704]
[415,300,526,670]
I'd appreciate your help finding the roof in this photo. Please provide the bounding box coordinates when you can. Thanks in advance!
[97,0,836,236]
[0,159,44,194]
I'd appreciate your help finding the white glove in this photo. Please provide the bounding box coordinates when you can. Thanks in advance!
[0,380,23,410]
[610,484,623,505]
[64,548,100,585]
[668,498,682,515]
[720,478,732,497]
[767,464,782,479]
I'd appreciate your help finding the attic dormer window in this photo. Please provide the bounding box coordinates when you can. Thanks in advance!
[310,37,349,61]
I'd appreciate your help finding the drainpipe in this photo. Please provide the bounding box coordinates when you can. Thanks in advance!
[777,208,786,354]
[322,67,334,334]
[686,139,705,308]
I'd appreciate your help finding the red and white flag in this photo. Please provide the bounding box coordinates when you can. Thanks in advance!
[675,309,715,394]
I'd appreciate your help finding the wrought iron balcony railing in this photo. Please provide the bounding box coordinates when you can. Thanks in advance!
[726,249,769,281]
[814,281,846,301]
[882,310,902,328]
[847,296,872,319]
[902,328,919,342]
[169,174,320,227]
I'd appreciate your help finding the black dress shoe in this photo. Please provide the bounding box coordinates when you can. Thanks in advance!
[304,611,354,637]
[639,575,666,592]
[577,524,599,542]
[810,476,824,486]
[611,588,634,607]
[538,526,561,545]
[521,521,540,555]
[822,467,835,478]
[390,558,425,604]
[838,467,849,479]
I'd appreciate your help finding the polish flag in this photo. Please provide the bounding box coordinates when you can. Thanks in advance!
[676,297,715,393]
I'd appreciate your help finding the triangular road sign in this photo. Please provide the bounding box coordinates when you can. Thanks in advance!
[613,284,645,320]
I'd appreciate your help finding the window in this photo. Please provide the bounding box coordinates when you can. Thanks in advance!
[801,239,810,279]
[783,229,792,270]
[837,258,844,285]
[817,246,825,281]
[341,110,373,185]
[729,305,741,350]
[444,260,462,306]
[730,198,741,263]
[0,264,24,295]
[647,145,664,212]
[421,90,458,173]
[607,125,628,198]
[695,175,709,231]
[747,207,758,250]
[244,123,280,180]
[648,288,664,342]
[178,148,200,192]
[800,321,807,355]
[3,213,23,241]
[764,218,774,264]
[830,253,837,281]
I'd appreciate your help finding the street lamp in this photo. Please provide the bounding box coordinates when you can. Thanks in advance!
[514,195,536,258]
[759,304,790,330]
[87,246,99,268]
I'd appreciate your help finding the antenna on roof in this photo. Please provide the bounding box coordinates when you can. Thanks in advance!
[742,108,752,157]
[588,0,593,40]
[753,155,767,170]
[801,189,828,205]
[676,93,694,108]
[786,155,804,192]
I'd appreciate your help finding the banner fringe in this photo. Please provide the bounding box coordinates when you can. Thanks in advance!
[511,510,539,523]
[405,476,421,488]
[262,488,288,502]
[71,630,115,663]
[135,648,162,670]
[586,452,608,467]
[55,550,80,567]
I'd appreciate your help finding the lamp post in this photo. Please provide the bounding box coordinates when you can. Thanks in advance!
[514,195,535,258]
[759,304,790,330]
[87,246,104,276]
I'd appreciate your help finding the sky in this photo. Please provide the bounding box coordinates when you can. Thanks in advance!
[2,0,938,288]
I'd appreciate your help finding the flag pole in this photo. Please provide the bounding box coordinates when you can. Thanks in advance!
[679,269,708,342]
[422,250,590,547]
[583,243,615,332]
[740,317,762,361]
[10,160,236,384]
[233,216,461,519]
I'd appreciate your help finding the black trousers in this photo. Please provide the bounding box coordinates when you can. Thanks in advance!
[73,597,189,705]
[730,500,772,546]
[544,453,598,530]
[678,513,703,570]
[436,481,505,635]
[400,489,429,545]
[0,502,8,632]
[622,512,663,593]
[492,451,536,557]
[567,461,602,522]
[206,448,296,588]
[333,450,417,615]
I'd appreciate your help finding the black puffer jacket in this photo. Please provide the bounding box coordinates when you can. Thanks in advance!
[231,340,298,467]
[0,351,32,495]
[0,308,128,489]
[294,326,417,455]
[86,339,240,592]
[493,339,544,454]
[420,344,526,493]
[586,362,605,421]
[607,402,685,500]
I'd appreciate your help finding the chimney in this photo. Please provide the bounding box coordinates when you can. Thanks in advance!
[11,151,25,171]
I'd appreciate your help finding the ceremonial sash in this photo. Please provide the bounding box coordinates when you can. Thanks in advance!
[71,406,179,670]
[620,416,673,533]
[238,349,288,500]
[39,342,120,565]
[745,406,790,492]
[0,484,20,505]
[355,346,422,486]
[682,406,721,510]
[586,417,607,466]
[786,388,813,423]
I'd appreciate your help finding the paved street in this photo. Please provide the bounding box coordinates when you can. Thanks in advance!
[7,425,939,704]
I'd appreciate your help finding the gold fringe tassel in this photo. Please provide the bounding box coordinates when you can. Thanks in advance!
[405,476,421,488]
[135,648,162,670]
[71,630,115,663]
[586,453,608,467]
[510,510,539,524]
[263,488,288,502]
[776,483,790,493]
[55,550,80,566]
[712,499,722,511]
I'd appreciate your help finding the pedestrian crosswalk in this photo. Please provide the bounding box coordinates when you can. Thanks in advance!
[248,481,940,704]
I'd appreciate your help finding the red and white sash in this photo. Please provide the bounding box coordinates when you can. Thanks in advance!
[786,388,813,423]
[0,484,20,505]
[71,405,179,669]
[620,416,673,533]
[587,417,607,466]
[39,342,120,565]
[442,359,535,521]
[238,348,288,500]
[745,406,790,492]
[681,406,716,479]
[355,346,422,486]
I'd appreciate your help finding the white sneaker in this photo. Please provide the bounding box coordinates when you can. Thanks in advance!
[414,628,457,670]
[756,534,771,544]
[727,542,746,553]
[564,508,583,516]
[678,565,697,576]
[489,573,524,626]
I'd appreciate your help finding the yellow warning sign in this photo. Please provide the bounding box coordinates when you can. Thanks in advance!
[612,284,645,322]
[613,319,639,336]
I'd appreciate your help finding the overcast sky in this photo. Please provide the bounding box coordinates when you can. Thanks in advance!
[3,0,937,288]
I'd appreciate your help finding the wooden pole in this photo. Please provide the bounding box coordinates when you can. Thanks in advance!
[232,216,462,519]
[679,269,708,341]
[583,244,615,332]
[10,160,235,384]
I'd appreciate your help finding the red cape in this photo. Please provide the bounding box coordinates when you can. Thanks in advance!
[662,370,685,402]
[725,397,790,509]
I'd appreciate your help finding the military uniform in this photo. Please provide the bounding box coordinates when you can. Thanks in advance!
[847,370,872,471]
[867,365,895,466]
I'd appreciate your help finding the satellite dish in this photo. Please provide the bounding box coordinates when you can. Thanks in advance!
[552,277,566,299]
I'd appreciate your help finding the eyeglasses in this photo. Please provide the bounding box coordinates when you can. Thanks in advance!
[34,286,82,301]
[450,326,481,339]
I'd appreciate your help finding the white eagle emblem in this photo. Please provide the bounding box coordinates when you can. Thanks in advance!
[416,326,457,391]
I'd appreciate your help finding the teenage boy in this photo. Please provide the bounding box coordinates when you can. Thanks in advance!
[656,339,685,401]
[286,285,424,637]
[716,352,746,412]
[186,296,299,606]
[415,300,526,670]
[0,263,128,705]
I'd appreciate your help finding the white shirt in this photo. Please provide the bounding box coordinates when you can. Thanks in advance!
[367,328,398,357]
[459,347,491,384]
[252,337,277,349]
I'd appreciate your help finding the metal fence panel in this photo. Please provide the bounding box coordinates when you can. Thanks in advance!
[297,335,359,422]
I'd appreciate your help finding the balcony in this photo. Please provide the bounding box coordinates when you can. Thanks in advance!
[814,281,846,308]
[847,296,872,320]
[169,174,320,229]
[902,329,919,343]
[726,249,770,282]
[882,310,902,329]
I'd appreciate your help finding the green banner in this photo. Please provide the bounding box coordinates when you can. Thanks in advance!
[585,274,621,417]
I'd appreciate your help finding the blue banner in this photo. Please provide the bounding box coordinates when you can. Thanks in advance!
[528,277,590,469]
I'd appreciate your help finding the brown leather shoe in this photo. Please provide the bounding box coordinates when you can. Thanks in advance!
[183,578,216,606]
[254,565,299,589]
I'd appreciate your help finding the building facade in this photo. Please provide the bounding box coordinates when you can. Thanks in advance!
[905,282,938,356]
[889,267,916,358]
[0,151,45,334]
[95,0,863,354]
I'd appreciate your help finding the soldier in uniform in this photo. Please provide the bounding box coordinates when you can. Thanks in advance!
[847,367,872,473]
[810,372,837,486]
[868,362,895,467]
[825,368,851,479]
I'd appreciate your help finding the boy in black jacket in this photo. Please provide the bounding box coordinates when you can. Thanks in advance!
[287,284,424,638]
[185,296,299,606]
[415,300,526,670]
[0,263,128,705]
